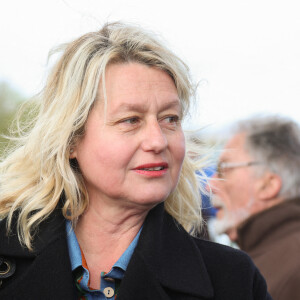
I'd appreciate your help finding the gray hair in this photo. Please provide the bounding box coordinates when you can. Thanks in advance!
[234,115,300,199]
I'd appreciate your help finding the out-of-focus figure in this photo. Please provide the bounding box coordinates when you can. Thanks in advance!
[209,115,300,300]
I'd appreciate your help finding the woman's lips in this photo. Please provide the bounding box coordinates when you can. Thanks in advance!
[133,163,168,177]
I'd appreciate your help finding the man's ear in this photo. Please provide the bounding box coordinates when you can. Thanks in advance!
[257,172,282,201]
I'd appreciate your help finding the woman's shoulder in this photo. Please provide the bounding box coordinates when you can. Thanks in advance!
[0,208,66,255]
[191,237,271,299]
[192,236,260,277]
[193,236,245,256]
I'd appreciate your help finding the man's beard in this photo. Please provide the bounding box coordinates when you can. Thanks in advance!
[209,196,254,237]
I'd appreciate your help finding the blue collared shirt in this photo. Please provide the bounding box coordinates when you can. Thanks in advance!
[66,221,141,299]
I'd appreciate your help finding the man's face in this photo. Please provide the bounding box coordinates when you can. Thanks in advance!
[210,133,261,241]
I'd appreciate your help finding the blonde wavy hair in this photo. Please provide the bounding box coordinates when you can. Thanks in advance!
[0,22,209,249]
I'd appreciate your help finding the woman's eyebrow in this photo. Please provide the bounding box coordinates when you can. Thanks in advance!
[160,99,182,111]
[111,99,181,114]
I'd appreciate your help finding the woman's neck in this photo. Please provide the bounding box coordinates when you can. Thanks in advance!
[74,201,150,289]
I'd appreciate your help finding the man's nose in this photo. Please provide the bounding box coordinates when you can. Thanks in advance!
[141,120,168,153]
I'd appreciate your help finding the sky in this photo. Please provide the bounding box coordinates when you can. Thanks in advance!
[1,0,300,133]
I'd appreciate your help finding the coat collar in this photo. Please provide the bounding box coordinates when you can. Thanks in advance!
[0,203,214,299]
[119,203,214,299]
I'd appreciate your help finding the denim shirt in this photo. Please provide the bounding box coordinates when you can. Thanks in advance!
[66,221,141,299]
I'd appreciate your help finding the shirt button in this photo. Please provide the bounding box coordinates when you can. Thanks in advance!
[103,287,115,298]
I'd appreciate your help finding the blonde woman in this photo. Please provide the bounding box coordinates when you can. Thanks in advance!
[0,22,271,299]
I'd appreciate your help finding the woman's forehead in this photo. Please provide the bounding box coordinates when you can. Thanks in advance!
[95,63,181,110]
[101,63,176,89]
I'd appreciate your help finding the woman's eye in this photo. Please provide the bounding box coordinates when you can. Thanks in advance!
[121,117,139,124]
[165,115,180,123]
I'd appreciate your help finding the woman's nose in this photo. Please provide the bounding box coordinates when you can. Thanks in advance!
[141,120,168,153]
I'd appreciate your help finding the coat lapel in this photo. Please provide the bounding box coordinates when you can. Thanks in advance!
[118,203,214,300]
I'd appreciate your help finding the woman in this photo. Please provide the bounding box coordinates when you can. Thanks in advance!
[0,22,271,299]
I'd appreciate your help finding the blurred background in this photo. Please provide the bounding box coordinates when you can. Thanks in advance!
[1,0,300,153]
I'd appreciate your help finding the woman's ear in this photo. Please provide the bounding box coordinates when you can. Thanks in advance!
[69,148,77,159]
[257,172,282,201]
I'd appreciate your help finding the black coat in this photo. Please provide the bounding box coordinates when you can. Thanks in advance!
[0,203,272,299]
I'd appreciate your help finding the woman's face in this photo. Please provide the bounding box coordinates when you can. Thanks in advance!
[72,62,185,210]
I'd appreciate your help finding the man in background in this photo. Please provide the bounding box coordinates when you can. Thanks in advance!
[209,115,300,300]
